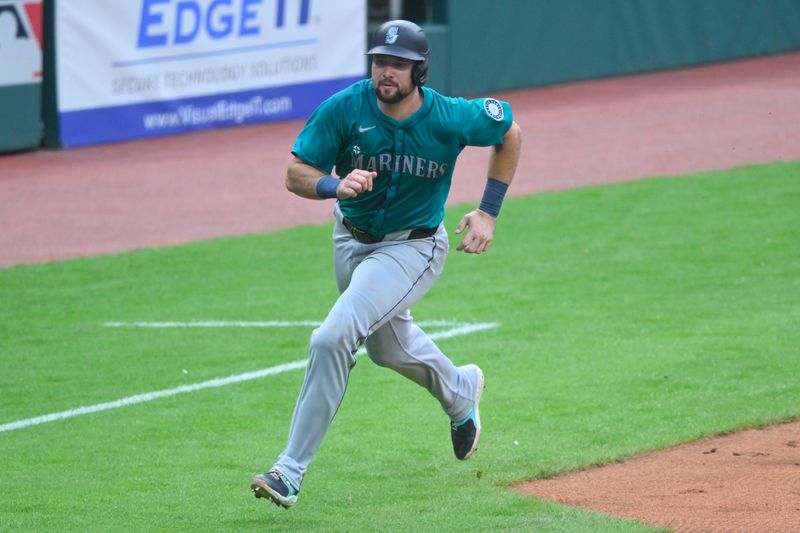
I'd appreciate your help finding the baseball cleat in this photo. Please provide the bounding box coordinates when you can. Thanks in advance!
[451,364,484,460]
[251,470,299,509]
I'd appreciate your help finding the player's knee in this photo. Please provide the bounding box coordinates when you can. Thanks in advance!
[309,324,357,361]
[310,326,338,351]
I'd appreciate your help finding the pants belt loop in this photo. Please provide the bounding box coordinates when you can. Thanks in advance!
[342,217,381,244]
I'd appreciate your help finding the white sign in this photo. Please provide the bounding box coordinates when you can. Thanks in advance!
[53,0,366,146]
[0,0,42,87]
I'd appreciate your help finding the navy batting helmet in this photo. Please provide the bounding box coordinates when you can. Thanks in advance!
[367,20,430,86]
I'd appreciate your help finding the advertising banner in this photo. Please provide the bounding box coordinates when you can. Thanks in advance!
[0,0,42,87]
[53,0,366,147]
[0,0,43,152]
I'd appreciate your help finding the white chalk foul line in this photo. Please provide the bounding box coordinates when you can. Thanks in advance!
[1,321,499,433]
[101,320,481,329]
[103,320,323,328]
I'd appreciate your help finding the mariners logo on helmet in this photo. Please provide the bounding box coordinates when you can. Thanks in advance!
[385,26,399,44]
[483,98,504,121]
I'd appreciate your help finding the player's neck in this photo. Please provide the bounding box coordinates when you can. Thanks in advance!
[377,88,423,122]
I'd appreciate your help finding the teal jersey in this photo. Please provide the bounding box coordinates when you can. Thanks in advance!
[292,79,513,236]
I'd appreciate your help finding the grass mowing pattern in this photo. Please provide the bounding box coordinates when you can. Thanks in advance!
[1,161,797,531]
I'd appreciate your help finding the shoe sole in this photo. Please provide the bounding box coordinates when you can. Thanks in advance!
[460,364,484,461]
[250,476,297,509]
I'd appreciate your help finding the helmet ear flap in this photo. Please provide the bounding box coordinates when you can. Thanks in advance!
[412,58,428,86]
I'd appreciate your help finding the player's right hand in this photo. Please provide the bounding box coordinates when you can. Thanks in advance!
[337,169,377,199]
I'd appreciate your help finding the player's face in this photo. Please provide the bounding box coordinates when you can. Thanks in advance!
[371,55,416,104]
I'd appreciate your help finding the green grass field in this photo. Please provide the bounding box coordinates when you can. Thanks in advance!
[1,161,798,532]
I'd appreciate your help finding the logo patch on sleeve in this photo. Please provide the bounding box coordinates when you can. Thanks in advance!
[483,98,504,121]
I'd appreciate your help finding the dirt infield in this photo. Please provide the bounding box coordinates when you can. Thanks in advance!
[516,420,800,532]
[1,52,799,531]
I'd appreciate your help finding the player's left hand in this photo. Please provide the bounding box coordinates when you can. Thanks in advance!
[455,209,497,254]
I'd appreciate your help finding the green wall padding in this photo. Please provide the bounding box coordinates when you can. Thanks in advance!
[421,24,451,95]
[446,0,800,95]
[0,84,42,152]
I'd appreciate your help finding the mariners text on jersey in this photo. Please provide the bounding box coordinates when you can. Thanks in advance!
[350,149,448,180]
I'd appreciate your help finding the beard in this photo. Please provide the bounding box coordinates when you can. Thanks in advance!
[374,81,415,104]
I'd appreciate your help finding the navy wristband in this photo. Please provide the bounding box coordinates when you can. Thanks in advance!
[478,177,509,218]
[315,176,340,199]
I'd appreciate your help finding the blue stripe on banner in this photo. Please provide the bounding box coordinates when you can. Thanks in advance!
[110,39,318,68]
[58,76,362,147]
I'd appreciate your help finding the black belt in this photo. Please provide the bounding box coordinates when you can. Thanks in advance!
[341,217,437,244]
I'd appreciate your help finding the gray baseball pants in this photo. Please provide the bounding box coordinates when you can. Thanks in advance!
[271,204,480,490]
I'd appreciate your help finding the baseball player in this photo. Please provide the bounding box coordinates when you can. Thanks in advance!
[251,19,521,508]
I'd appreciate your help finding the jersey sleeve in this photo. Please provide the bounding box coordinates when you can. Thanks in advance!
[291,95,348,174]
[457,97,514,147]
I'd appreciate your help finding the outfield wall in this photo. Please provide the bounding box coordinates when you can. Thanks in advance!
[5,1,800,151]
[432,0,800,96]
